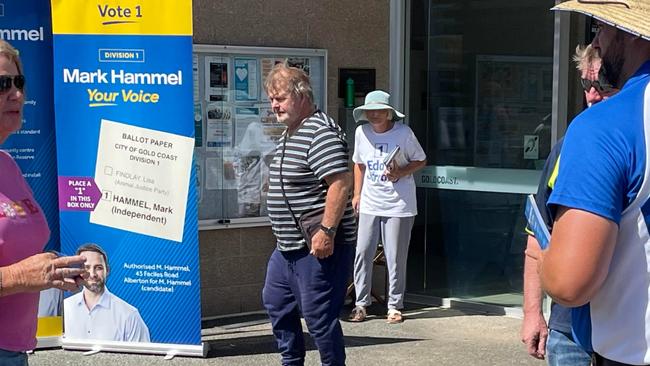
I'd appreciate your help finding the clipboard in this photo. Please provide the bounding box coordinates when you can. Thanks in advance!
[383,146,408,168]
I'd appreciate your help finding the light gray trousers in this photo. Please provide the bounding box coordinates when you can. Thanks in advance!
[353,213,415,310]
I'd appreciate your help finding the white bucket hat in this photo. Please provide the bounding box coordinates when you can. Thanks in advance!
[552,0,650,41]
[353,90,405,122]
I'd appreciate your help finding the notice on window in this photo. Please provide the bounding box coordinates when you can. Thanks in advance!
[91,119,194,242]
[234,58,259,101]
[205,56,230,102]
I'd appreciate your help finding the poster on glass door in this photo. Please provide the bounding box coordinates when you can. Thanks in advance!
[51,0,203,356]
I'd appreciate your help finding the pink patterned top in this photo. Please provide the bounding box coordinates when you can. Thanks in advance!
[0,150,50,351]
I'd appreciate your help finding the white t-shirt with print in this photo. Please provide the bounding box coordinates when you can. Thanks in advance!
[353,123,426,217]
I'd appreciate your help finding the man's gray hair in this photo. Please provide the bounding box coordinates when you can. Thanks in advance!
[264,61,314,104]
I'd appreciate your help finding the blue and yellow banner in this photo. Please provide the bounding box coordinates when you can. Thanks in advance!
[2,0,63,345]
[51,0,202,352]
[51,0,192,35]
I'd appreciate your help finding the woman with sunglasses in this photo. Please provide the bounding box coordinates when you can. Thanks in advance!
[0,39,88,365]
[576,44,618,107]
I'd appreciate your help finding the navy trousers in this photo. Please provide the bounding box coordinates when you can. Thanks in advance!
[262,244,354,366]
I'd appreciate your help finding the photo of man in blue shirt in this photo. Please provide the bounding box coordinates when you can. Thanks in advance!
[64,243,150,343]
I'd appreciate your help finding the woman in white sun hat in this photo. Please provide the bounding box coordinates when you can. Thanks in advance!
[349,90,426,324]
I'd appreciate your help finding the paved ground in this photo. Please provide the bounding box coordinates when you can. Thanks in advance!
[29,303,541,365]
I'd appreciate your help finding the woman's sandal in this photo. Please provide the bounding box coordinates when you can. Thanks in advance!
[349,306,367,322]
[386,309,403,324]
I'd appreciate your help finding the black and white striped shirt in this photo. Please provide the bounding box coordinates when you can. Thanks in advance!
[267,110,357,251]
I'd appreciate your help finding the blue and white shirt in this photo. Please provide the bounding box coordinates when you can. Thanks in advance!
[64,288,150,343]
[548,61,650,364]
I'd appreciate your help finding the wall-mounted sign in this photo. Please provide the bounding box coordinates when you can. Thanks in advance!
[414,166,540,194]
[338,68,376,98]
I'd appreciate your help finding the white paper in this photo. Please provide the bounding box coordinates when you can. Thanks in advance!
[255,102,284,143]
[206,103,233,150]
[91,119,194,242]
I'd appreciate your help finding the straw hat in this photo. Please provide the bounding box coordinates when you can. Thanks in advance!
[552,0,650,41]
[353,90,405,122]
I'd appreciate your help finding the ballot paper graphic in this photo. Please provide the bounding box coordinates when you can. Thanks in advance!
[524,194,551,249]
[91,119,194,242]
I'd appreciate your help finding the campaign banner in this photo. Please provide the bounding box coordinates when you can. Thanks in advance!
[51,0,203,355]
[1,1,58,251]
[1,0,64,347]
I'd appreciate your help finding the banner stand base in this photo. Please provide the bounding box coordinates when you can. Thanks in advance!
[35,336,62,350]
[62,339,208,358]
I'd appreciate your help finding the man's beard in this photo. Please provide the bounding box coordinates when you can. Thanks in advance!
[601,54,624,88]
[85,280,105,294]
[600,32,626,88]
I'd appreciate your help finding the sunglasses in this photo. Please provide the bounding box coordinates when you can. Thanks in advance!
[580,74,614,94]
[0,75,25,93]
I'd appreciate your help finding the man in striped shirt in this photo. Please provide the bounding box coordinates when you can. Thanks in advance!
[262,62,356,366]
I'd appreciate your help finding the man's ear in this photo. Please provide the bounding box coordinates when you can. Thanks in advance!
[299,94,311,109]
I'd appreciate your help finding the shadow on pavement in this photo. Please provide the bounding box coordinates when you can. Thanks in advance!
[202,302,494,359]
[202,313,269,330]
[207,333,422,358]
[202,302,498,333]
[340,302,498,321]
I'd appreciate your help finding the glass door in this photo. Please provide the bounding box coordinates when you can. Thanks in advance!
[406,0,556,307]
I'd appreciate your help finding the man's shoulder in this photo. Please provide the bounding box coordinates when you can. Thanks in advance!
[566,89,644,149]
[581,77,648,127]
[308,110,334,123]
[303,111,337,131]
[64,291,83,305]
[107,291,140,314]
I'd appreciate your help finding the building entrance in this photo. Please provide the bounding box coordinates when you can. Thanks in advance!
[406,0,556,308]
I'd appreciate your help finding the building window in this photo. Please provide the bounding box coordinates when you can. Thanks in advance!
[193,45,327,228]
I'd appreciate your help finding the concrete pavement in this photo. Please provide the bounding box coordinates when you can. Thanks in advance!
[29,303,541,365]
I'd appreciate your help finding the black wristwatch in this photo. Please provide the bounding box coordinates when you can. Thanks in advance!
[320,224,337,237]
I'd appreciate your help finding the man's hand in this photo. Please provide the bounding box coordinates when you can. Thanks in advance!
[522,235,548,359]
[3,253,88,295]
[309,230,334,259]
[521,312,548,359]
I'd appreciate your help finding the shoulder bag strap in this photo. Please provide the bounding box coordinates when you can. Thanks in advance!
[279,134,301,230]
